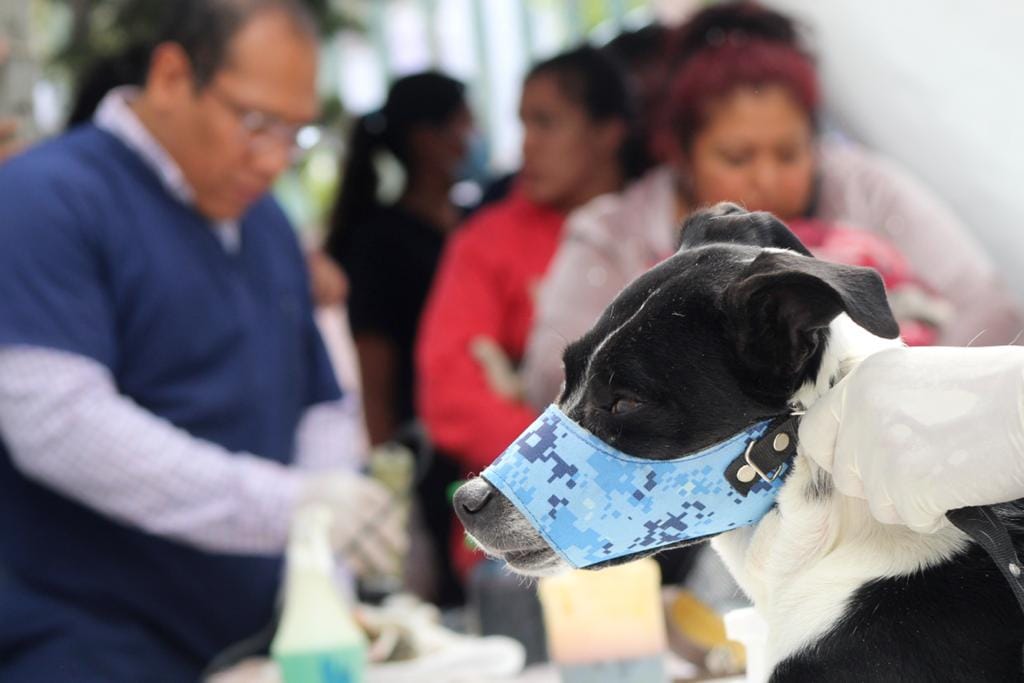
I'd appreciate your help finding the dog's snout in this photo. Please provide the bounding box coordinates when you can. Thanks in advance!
[454,478,496,515]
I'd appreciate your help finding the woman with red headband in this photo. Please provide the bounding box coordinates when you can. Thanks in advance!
[521,2,1023,410]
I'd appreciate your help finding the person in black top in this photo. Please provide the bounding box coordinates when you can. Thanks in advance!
[326,72,473,446]
[326,73,473,606]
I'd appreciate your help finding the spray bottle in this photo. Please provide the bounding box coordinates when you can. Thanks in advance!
[271,505,368,683]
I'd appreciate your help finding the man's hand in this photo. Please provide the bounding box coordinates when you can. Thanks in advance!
[799,346,1024,532]
[298,470,408,575]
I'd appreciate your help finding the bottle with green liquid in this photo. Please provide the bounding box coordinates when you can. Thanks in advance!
[271,505,368,683]
[359,443,415,602]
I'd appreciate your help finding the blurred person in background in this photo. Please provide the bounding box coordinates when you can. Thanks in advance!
[416,45,637,582]
[601,23,670,169]
[326,72,472,448]
[0,1,404,680]
[521,1,1023,410]
[65,44,150,129]
[325,73,473,605]
[64,42,352,312]
[0,33,27,163]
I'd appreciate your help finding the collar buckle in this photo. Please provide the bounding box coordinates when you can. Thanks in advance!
[725,415,801,496]
[738,440,784,484]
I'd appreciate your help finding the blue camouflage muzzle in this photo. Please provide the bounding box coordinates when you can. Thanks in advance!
[480,405,796,569]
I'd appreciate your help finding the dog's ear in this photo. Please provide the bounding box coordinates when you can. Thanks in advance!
[678,202,813,257]
[724,250,899,392]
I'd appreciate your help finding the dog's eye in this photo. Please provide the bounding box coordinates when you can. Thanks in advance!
[610,397,643,415]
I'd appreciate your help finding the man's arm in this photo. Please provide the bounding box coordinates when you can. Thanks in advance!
[293,390,369,471]
[0,150,400,566]
[0,346,304,554]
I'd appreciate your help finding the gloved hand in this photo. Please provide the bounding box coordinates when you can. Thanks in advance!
[798,346,1024,533]
[298,470,408,575]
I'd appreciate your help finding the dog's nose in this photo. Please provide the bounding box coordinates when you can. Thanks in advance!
[454,478,496,515]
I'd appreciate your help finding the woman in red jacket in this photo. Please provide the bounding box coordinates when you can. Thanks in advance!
[416,45,638,582]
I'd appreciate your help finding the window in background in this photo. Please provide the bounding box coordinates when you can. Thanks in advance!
[328,0,652,175]
[280,0,653,233]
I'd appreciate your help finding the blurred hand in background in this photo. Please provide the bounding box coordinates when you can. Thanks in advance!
[0,38,22,164]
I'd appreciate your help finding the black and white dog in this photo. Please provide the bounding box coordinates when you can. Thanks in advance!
[455,204,1024,681]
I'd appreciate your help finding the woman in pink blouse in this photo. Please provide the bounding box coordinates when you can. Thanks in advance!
[521,2,1023,409]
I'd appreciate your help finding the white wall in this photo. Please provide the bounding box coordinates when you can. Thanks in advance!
[766,0,1024,301]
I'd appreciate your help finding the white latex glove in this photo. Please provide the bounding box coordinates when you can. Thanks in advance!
[298,470,408,575]
[798,346,1024,533]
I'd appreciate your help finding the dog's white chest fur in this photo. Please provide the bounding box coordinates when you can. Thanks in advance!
[712,463,967,667]
[712,316,969,669]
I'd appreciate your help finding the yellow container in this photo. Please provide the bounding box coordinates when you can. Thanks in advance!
[538,559,667,683]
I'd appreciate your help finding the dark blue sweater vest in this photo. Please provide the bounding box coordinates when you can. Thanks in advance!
[0,125,340,680]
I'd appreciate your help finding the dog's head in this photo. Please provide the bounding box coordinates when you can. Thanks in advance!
[454,203,899,576]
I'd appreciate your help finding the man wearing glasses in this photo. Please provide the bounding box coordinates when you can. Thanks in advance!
[0,1,404,680]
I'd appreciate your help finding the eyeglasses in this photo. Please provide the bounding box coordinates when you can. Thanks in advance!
[206,85,321,161]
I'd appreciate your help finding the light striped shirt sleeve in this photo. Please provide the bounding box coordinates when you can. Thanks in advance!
[0,345,362,555]
[293,391,368,472]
